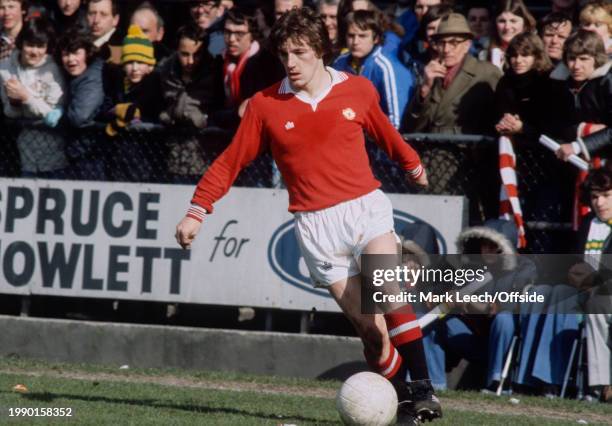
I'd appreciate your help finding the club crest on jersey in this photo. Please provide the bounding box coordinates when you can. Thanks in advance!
[285,121,295,130]
[342,108,356,120]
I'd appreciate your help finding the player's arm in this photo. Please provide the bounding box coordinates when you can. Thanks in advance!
[175,99,267,249]
[362,81,428,187]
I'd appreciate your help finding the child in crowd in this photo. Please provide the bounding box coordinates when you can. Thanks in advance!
[103,24,162,181]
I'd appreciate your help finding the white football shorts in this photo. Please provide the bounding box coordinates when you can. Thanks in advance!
[294,189,396,288]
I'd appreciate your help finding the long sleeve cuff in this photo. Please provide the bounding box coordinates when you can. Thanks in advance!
[407,164,424,180]
[186,203,207,222]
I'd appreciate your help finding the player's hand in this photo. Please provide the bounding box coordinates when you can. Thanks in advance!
[411,168,429,188]
[175,216,202,249]
[556,143,576,161]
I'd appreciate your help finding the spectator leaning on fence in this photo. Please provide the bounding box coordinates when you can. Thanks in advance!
[405,13,501,135]
[103,24,160,137]
[102,24,162,182]
[494,31,573,247]
[0,0,26,61]
[159,24,221,183]
[0,17,67,177]
[87,0,122,64]
[333,9,415,130]
[494,32,554,141]
[160,24,218,130]
[554,30,612,160]
[58,27,106,180]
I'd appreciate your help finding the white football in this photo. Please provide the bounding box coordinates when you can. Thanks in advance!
[336,372,398,426]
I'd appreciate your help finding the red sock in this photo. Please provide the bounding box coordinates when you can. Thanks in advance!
[365,346,403,380]
[384,305,422,346]
[385,306,430,381]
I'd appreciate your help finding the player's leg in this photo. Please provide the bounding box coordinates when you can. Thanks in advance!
[360,232,442,422]
[327,274,402,380]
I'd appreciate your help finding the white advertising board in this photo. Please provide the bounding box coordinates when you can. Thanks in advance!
[0,179,466,312]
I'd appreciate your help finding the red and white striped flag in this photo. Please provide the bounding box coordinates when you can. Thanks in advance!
[499,135,527,248]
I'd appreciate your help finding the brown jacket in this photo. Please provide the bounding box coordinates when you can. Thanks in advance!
[406,55,502,135]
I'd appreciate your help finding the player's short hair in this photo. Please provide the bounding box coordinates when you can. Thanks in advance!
[270,7,332,59]
[345,10,384,43]
[563,29,608,68]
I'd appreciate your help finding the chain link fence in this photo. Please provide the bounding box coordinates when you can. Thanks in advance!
[0,120,577,253]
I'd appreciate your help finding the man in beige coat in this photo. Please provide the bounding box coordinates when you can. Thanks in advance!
[406,13,501,135]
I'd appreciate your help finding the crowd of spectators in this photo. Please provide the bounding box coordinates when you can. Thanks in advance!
[0,0,611,402]
[0,1,609,187]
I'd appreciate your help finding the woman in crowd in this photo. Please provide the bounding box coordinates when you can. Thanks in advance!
[58,27,106,180]
[0,18,67,178]
[579,0,612,56]
[495,32,553,139]
[482,0,536,69]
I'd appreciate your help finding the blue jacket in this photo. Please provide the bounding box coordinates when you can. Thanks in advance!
[333,46,414,129]
[66,59,105,128]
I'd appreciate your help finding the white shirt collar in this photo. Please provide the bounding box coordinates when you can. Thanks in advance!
[94,28,116,48]
[278,66,348,111]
